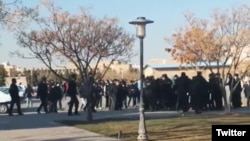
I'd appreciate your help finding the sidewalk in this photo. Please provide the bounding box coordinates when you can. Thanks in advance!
[0,111,122,141]
[0,126,118,141]
[0,107,249,141]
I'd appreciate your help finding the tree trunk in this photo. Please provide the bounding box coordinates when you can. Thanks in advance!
[86,82,94,122]
[82,75,94,122]
[86,103,93,122]
[220,84,230,114]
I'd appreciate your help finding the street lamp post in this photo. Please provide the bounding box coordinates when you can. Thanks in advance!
[30,69,33,87]
[129,17,153,141]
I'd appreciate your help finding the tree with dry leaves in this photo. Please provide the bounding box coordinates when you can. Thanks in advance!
[166,5,250,113]
[13,2,134,121]
[0,0,37,30]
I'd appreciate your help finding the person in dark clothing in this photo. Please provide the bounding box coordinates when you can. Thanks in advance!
[158,74,173,110]
[175,72,191,115]
[104,80,110,108]
[108,81,118,111]
[191,72,208,114]
[9,78,23,116]
[37,77,48,114]
[213,73,223,110]
[127,81,139,107]
[143,77,157,111]
[56,83,63,110]
[24,84,34,108]
[115,81,123,110]
[231,74,242,108]
[67,74,79,116]
[171,75,179,110]
[121,81,128,109]
[94,82,103,109]
[48,82,61,113]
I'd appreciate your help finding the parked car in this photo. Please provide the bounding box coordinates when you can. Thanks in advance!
[0,86,26,114]
[0,86,25,98]
[0,90,11,113]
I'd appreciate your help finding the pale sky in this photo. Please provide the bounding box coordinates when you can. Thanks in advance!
[0,0,249,68]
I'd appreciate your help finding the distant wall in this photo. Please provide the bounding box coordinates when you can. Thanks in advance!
[144,67,230,80]
[5,76,27,86]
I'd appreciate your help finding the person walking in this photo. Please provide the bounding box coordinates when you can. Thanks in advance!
[8,78,23,116]
[243,80,250,107]
[56,82,63,110]
[24,84,34,108]
[37,77,49,114]
[67,74,79,116]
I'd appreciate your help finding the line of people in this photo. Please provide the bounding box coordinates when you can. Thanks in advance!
[8,71,246,116]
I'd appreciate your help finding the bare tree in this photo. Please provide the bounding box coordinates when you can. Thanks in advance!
[166,5,250,113]
[14,2,134,121]
[0,0,37,30]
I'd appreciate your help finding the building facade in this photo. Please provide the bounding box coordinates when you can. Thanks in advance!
[144,59,232,80]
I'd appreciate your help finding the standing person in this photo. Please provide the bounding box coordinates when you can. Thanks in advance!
[232,74,242,108]
[243,80,250,107]
[127,80,139,107]
[191,72,208,114]
[9,78,23,116]
[63,81,69,100]
[108,80,118,111]
[79,82,87,111]
[175,72,191,116]
[18,82,26,90]
[55,82,63,110]
[104,80,110,108]
[24,84,34,108]
[48,81,60,113]
[37,77,48,114]
[67,74,79,116]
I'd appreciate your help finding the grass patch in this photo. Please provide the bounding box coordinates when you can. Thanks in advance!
[59,114,250,141]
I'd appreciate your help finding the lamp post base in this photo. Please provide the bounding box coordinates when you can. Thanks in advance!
[137,107,148,141]
[137,134,148,141]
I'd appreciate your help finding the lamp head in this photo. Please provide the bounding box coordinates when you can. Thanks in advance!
[129,17,153,38]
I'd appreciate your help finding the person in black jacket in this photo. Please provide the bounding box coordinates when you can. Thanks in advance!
[48,81,61,113]
[175,72,191,115]
[67,74,79,116]
[191,71,208,114]
[127,81,139,107]
[9,78,23,116]
[108,80,118,111]
[37,77,48,114]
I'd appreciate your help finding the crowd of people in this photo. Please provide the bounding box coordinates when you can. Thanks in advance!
[7,71,250,116]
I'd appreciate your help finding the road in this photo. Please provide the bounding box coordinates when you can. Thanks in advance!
[0,95,249,141]
[2,91,248,116]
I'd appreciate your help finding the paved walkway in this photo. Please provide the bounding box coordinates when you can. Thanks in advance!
[0,126,118,141]
[0,106,249,141]
[0,108,179,141]
[0,110,127,141]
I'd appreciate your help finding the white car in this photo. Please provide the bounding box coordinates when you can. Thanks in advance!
[0,86,26,113]
[0,91,11,113]
[0,86,25,98]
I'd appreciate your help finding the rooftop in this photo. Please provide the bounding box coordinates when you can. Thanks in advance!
[145,62,231,69]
